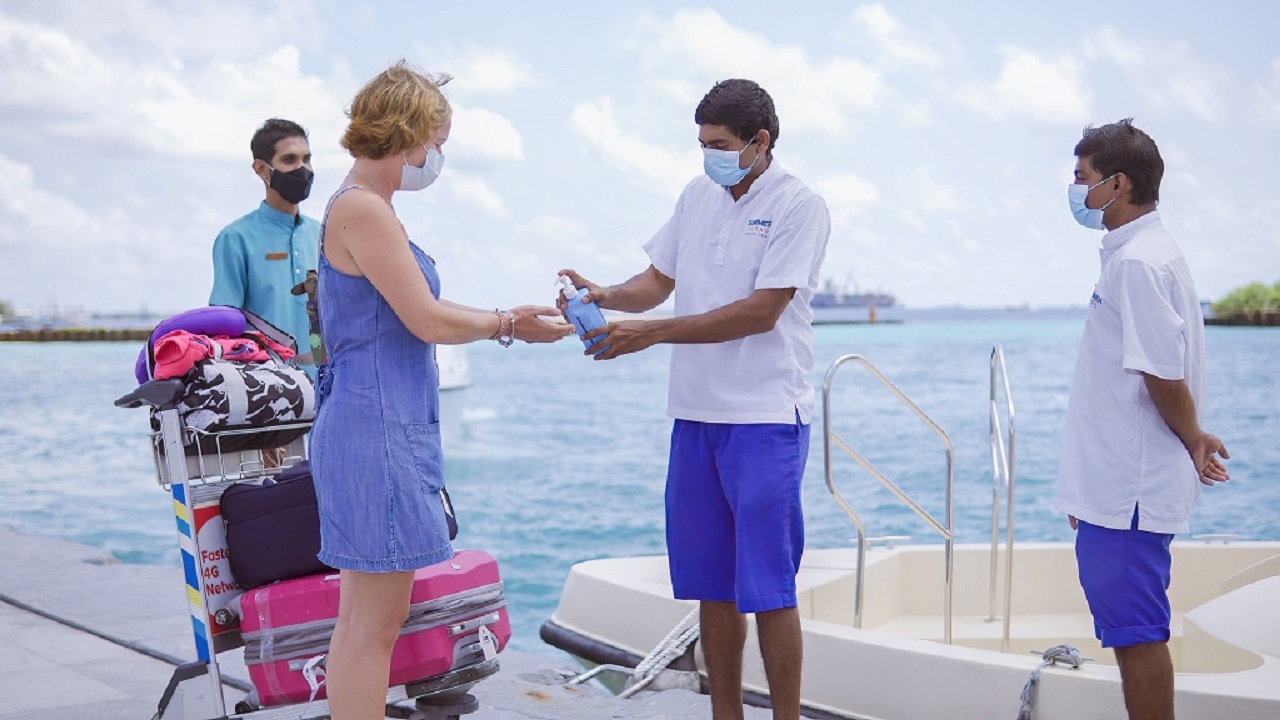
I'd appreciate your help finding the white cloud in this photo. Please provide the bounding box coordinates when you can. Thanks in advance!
[441,172,509,219]
[133,46,349,161]
[7,0,326,62]
[816,173,880,224]
[449,105,525,163]
[626,9,882,134]
[847,4,942,69]
[569,96,700,197]
[528,214,589,243]
[0,15,120,114]
[0,9,524,169]
[522,214,628,273]
[971,46,1090,126]
[0,154,203,310]
[897,97,933,128]
[899,167,961,215]
[0,155,93,247]
[0,14,351,161]
[1084,26,1223,122]
[440,48,540,95]
[1259,57,1280,121]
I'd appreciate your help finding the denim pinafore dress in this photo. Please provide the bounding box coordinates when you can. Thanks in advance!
[309,185,453,572]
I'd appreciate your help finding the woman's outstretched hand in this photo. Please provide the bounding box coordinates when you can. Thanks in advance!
[510,305,575,343]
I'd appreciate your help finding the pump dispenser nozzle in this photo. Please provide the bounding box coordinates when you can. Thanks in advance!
[556,275,578,299]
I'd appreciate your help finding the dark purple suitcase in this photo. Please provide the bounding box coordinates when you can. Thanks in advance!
[220,461,459,589]
[220,462,333,589]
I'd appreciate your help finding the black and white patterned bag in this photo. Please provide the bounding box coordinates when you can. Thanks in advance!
[183,359,314,431]
[153,359,315,454]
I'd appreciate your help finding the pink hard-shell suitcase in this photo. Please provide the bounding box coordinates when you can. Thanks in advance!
[238,549,511,707]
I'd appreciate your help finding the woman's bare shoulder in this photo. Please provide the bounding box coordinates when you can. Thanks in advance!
[328,186,390,220]
[327,189,400,238]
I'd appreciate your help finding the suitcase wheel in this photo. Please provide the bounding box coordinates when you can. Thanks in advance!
[411,691,479,719]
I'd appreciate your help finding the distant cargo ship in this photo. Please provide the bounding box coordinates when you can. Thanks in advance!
[810,279,896,308]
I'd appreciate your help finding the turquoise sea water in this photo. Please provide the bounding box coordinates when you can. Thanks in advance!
[1,313,1277,655]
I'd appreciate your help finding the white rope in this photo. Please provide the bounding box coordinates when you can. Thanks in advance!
[619,607,701,698]
[635,607,700,677]
[1016,644,1083,720]
[567,607,701,697]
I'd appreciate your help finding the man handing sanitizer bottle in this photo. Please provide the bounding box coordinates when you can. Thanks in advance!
[557,274,609,356]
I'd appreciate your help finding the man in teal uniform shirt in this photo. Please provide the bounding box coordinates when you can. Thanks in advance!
[210,118,321,376]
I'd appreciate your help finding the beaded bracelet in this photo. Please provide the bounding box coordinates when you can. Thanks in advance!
[491,309,514,347]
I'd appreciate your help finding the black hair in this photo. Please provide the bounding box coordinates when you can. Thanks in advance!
[694,79,779,156]
[250,118,309,163]
[1074,118,1163,206]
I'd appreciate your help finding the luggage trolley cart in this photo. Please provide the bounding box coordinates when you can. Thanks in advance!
[116,379,500,720]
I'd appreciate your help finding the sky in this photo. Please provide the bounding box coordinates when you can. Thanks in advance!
[1,0,1278,315]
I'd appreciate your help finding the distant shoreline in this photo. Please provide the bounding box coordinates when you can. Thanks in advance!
[1205,313,1280,327]
[0,328,150,342]
[3,306,1269,341]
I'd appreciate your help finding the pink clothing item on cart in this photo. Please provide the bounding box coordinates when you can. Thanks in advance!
[152,329,297,379]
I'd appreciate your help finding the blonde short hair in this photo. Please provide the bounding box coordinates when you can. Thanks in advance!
[341,60,452,160]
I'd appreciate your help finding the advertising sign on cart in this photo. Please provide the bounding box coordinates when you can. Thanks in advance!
[193,498,241,635]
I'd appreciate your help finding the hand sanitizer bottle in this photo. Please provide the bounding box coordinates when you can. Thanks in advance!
[557,275,609,355]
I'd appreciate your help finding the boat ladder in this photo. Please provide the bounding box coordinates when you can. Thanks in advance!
[822,354,956,643]
[822,347,1021,648]
[988,344,1017,652]
[567,607,701,698]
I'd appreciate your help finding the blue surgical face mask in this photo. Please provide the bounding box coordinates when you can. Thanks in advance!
[1067,174,1118,230]
[702,137,759,186]
[401,146,444,192]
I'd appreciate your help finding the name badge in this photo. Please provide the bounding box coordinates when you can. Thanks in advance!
[265,252,288,261]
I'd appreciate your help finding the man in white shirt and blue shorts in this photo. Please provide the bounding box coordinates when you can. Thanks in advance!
[1055,118,1230,720]
[560,78,830,720]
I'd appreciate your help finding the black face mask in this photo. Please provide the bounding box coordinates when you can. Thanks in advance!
[267,165,314,205]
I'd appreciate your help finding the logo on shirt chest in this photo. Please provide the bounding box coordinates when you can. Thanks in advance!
[1089,287,1104,309]
[745,218,772,240]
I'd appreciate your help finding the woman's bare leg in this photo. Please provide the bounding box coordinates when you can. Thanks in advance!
[325,569,415,720]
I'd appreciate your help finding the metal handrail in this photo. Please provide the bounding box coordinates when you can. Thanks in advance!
[988,345,1016,652]
[822,354,955,644]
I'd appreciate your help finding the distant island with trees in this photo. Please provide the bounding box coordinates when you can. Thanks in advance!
[1209,281,1280,326]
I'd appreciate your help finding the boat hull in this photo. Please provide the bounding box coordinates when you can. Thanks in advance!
[544,543,1280,720]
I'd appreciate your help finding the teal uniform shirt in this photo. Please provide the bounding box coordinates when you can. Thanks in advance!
[209,201,321,377]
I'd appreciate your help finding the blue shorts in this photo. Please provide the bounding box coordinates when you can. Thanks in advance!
[1075,507,1174,648]
[664,416,809,614]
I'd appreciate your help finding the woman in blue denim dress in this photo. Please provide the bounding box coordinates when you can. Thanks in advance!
[310,62,571,720]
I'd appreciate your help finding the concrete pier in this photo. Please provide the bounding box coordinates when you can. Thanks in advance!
[0,525,770,719]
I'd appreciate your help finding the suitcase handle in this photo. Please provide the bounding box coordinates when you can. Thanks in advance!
[446,611,501,637]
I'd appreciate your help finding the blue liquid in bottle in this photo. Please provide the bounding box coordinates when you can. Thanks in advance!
[558,275,609,355]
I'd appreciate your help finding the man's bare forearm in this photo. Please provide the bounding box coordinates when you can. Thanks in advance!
[645,289,793,344]
[601,266,674,313]
[1143,373,1202,449]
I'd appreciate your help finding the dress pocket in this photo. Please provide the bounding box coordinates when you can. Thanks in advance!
[405,422,445,493]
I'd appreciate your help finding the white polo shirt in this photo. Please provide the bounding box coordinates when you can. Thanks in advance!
[643,161,830,425]
[1055,211,1206,534]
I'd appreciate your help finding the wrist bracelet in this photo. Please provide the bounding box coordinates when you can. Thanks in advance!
[492,308,514,348]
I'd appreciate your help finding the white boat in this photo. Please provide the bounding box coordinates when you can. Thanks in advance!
[436,344,470,446]
[542,350,1280,720]
[437,343,471,391]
